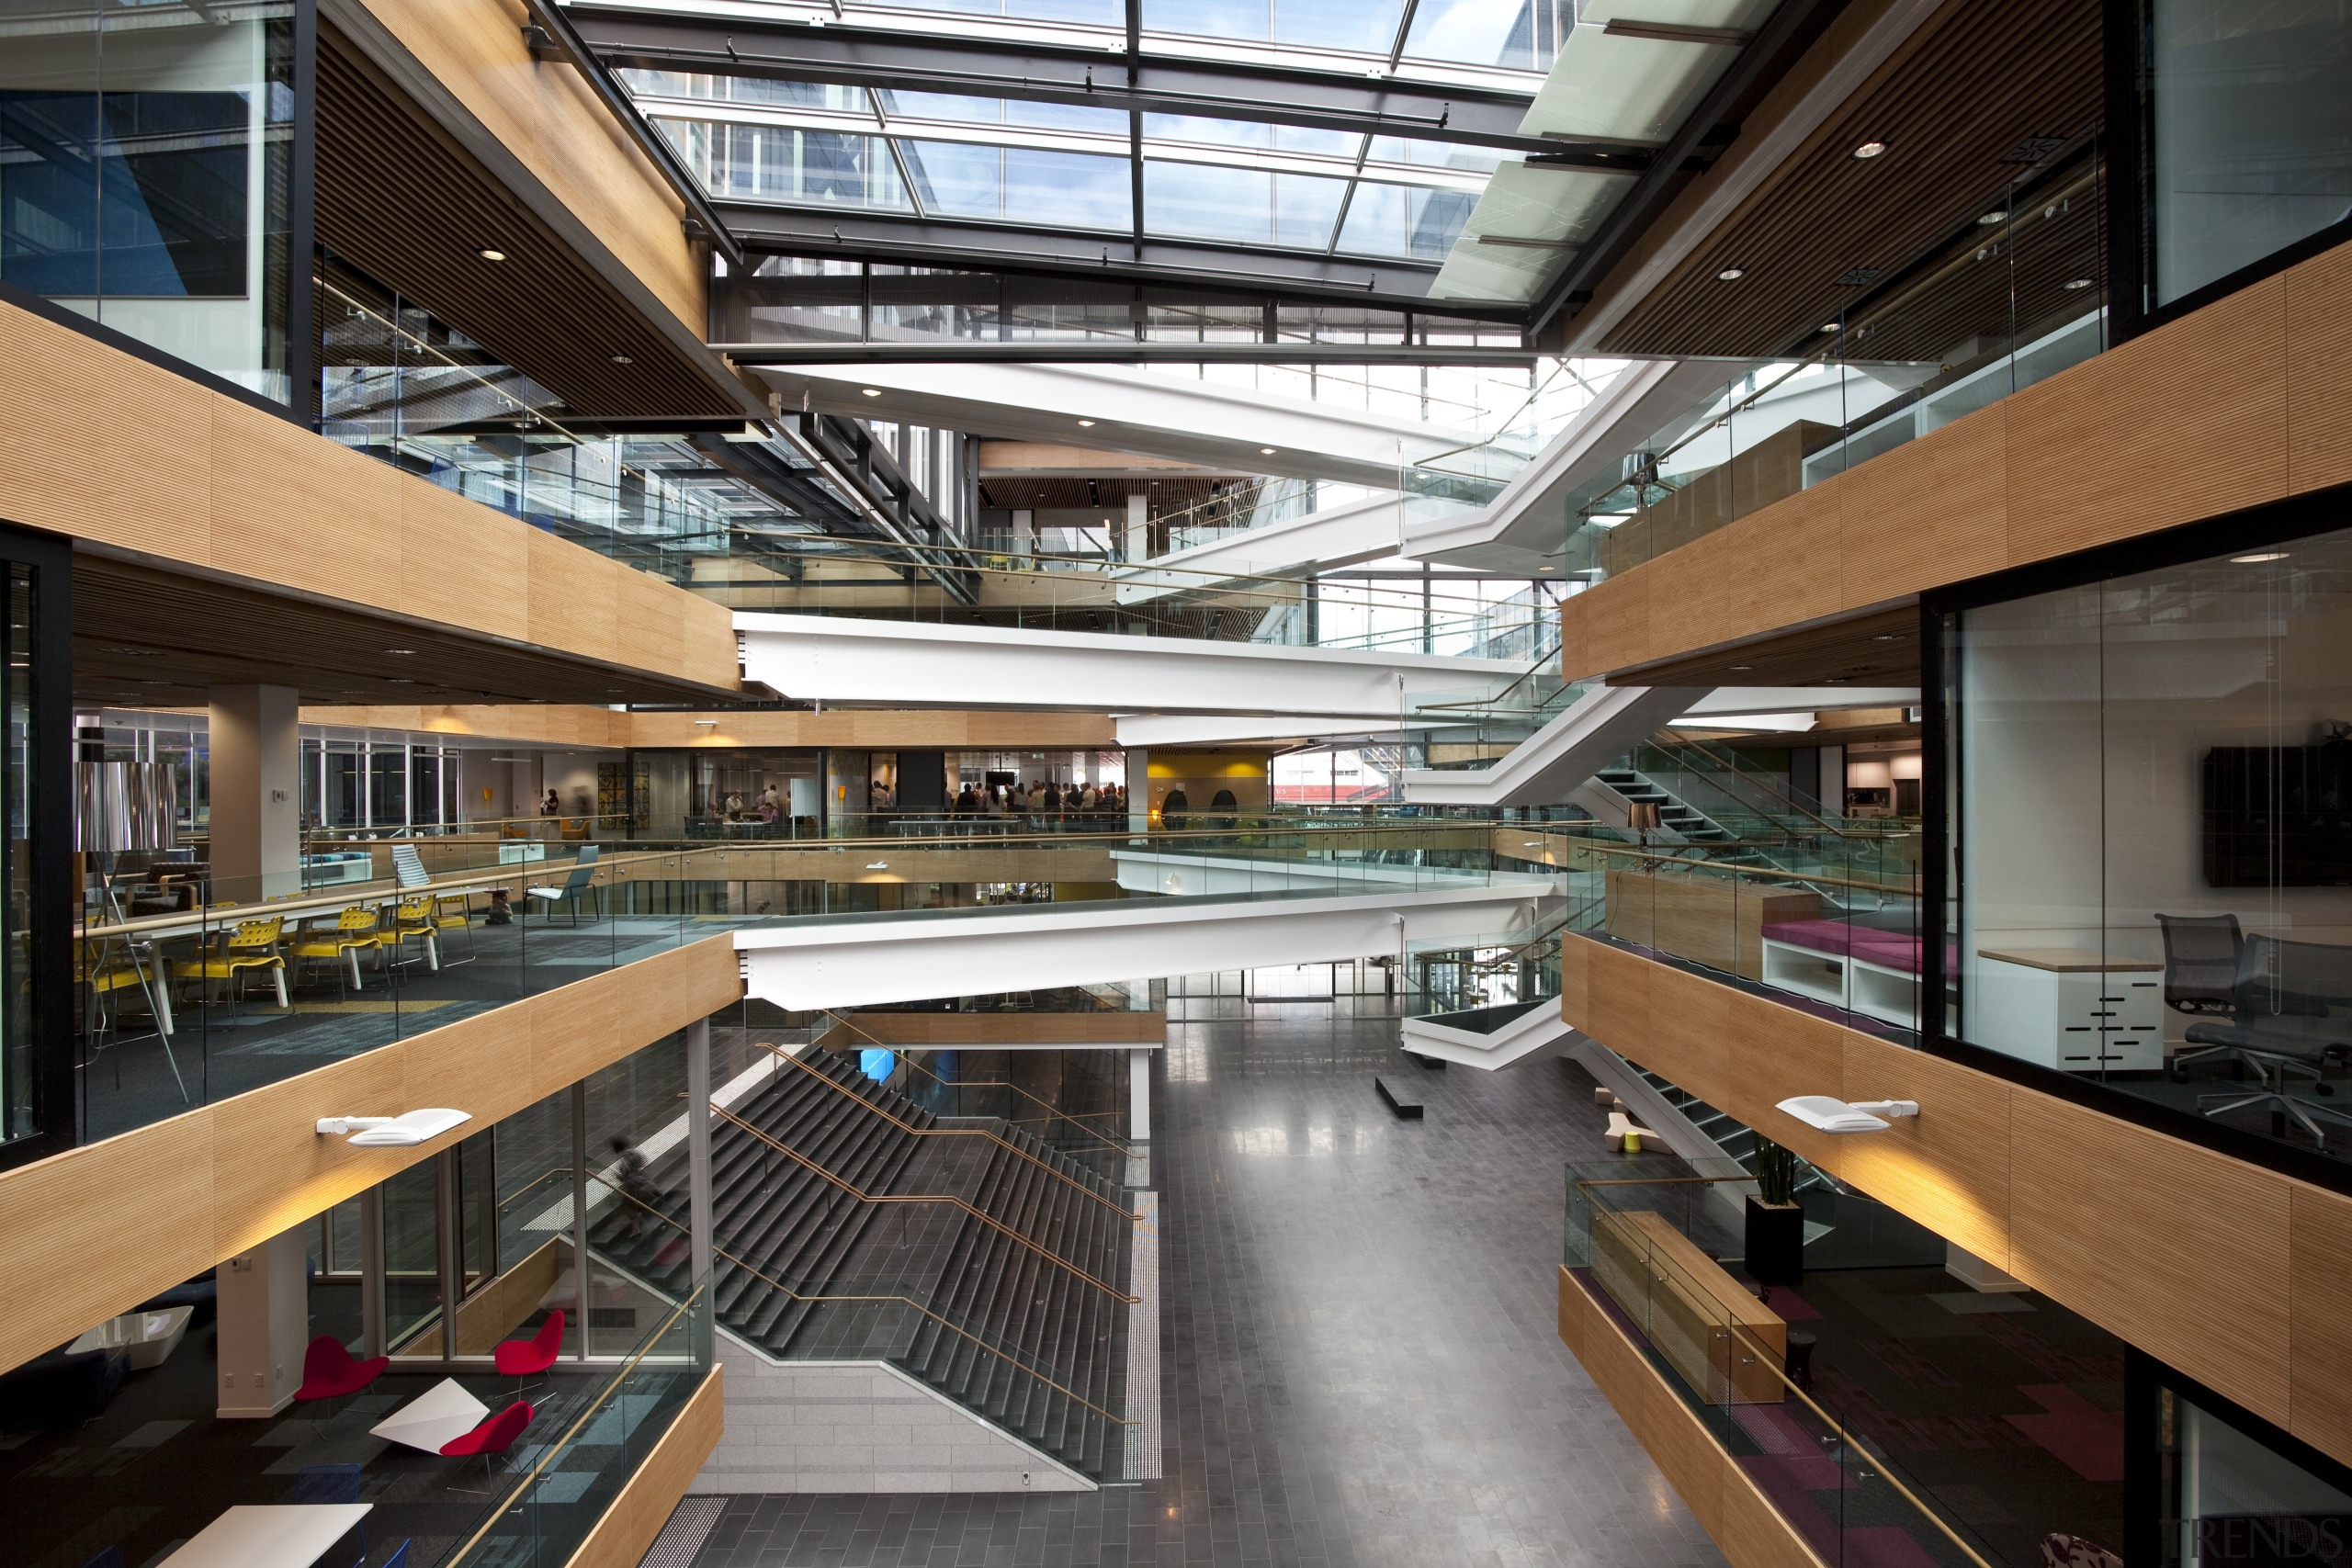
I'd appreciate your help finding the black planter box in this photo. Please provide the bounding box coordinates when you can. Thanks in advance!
[1745,1195,1806,1287]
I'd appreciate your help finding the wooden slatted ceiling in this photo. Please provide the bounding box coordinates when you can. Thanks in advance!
[73,556,728,708]
[1592,0,2103,359]
[1615,603,1921,687]
[314,24,742,422]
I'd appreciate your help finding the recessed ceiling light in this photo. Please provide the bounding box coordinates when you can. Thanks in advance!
[479,248,507,262]
[1819,322,1840,333]
[1871,634,1904,642]
[610,353,633,364]
[386,677,415,684]
[385,648,417,656]
[1977,209,2008,226]
[1078,419,1096,427]
[2063,276,2095,290]
[694,718,720,726]
[1729,665,1753,671]
[1538,565,1555,572]
[2232,552,2290,564]
[1716,266,1746,281]
[1851,140,1887,160]
[1260,446,1277,455]
[861,388,882,397]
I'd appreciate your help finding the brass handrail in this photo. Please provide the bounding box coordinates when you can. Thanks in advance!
[1577,836,1920,898]
[756,1040,1139,1222]
[713,1103,1138,1303]
[816,1010,1139,1158]
[594,1186,1135,1427]
[444,1285,701,1566]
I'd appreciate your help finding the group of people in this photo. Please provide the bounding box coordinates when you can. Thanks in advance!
[950,779,1125,825]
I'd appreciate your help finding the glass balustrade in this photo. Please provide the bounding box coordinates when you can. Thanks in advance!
[74,820,1550,1145]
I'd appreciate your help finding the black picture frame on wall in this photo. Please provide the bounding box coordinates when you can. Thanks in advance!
[0,521,74,1171]
[1919,479,2352,1199]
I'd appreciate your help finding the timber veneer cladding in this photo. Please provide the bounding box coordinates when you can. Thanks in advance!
[1562,239,2352,682]
[1562,933,2352,1468]
[0,937,743,1377]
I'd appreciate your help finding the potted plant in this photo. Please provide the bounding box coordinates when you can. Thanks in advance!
[1745,1136,1806,1287]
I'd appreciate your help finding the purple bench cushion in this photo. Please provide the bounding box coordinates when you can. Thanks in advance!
[1764,920,1946,976]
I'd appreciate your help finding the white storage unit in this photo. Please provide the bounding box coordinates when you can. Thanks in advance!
[1970,949,2164,1071]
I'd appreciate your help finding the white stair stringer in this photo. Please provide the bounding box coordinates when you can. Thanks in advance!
[1403,685,1705,807]
[1401,1002,1575,1068]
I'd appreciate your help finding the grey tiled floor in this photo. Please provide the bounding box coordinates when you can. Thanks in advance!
[684,997,1725,1568]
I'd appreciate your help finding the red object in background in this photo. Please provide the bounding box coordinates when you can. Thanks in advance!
[294,1335,390,1401]
[493,1309,565,1381]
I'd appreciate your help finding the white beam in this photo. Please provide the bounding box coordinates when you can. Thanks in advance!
[735,612,1525,718]
[735,882,1551,1011]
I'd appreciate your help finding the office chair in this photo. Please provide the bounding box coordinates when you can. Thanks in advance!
[2156,913,2244,1079]
[2185,935,2352,1146]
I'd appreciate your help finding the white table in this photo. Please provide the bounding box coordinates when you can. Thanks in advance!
[369,1376,489,1453]
[159,1505,371,1568]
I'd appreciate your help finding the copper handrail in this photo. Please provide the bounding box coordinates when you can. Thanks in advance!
[594,1186,1135,1428]
[712,1104,1138,1303]
[816,1010,1141,1157]
[756,1040,1138,1223]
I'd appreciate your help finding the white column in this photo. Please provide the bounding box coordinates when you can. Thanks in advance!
[1012,508,1035,561]
[688,1018,714,1288]
[1128,1047,1152,1143]
[1124,491,1148,562]
[217,1222,310,1417]
[1946,1242,2030,1292]
[208,684,300,899]
[1125,749,1148,831]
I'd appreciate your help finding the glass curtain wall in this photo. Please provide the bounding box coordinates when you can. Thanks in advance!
[0,0,301,401]
[1944,513,2352,1158]
[2139,0,2352,308]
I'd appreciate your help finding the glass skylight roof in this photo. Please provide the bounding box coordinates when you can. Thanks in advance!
[602,0,1766,302]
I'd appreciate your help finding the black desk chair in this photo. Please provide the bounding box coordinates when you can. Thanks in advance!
[2157,913,2243,1080]
[2183,935,2352,1146]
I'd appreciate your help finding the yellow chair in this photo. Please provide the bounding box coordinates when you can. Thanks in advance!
[290,907,384,998]
[430,893,477,964]
[378,896,439,971]
[82,935,189,1100]
[170,917,289,1015]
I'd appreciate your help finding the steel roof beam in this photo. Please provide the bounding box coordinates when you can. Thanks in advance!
[564,6,1648,164]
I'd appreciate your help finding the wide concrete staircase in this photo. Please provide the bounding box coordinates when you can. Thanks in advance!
[593,1046,1135,1480]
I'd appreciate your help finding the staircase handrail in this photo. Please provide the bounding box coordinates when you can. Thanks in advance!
[1645,733,1894,840]
[819,1011,1139,1158]
[757,1038,1141,1223]
[595,1187,1135,1429]
[1575,835,1919,899]
[713,1103,1141,1303]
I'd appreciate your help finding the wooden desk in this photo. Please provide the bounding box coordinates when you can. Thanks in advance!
[1589,1208,1787,1404]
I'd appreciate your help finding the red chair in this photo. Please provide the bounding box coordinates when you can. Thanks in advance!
[492,1309,563,1395]
[293,1335,389,1403]
[439,1400,534,1483]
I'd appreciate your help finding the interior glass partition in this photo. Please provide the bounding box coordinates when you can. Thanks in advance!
[2137,0,2352,310]
[1943,509,2352,1161]
[0,0,302,402]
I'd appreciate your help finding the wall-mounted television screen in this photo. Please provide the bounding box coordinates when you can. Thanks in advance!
[2202,745,2352,886]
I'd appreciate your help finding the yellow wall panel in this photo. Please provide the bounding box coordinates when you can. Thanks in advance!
[401,479,530,642]
[1836,1037,2012,1269]
[210,396,405,601]
[1724,481,1843,635]
[2285,242,2352,495]
[616,562,687,676]
[2289,1182,2352,1459]
[355,0,706,338]
[1838,401,2007,607]
[2007,276,2289,565]
[526,527,624,669]
[2007,1093,2291,1419]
